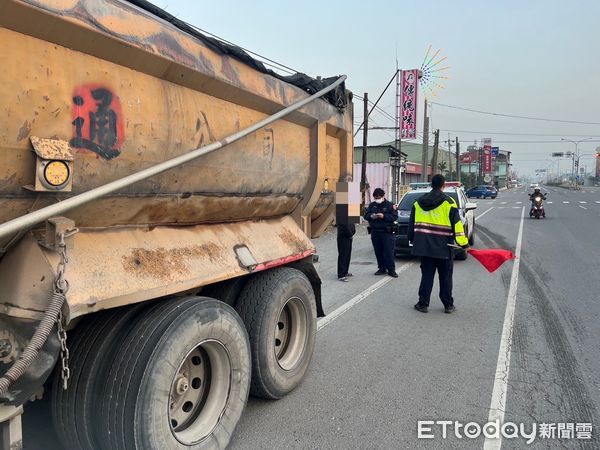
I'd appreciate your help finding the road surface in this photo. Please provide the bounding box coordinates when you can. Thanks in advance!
[22,186,600,449]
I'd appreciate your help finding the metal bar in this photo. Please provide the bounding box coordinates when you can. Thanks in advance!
[0,76,347,240]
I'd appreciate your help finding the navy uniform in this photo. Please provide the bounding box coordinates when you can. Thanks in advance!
[364,195,398,277]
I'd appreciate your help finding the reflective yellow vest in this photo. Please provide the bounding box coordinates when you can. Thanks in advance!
[413,197,469,248]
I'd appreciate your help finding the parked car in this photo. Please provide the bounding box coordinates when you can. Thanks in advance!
[394,187,477,260]
[466,185,497,199]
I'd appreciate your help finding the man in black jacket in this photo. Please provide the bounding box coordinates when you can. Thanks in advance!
[337,221,356,281]
[407,175,469,313]
[364,188,399,277]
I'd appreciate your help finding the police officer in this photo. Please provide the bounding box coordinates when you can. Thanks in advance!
[364,188,399,277]
[408,175,469,313]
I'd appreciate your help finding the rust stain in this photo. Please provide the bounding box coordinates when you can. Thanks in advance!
[17,120,31,141]
[278,229,308,254]
[122,243,223,281]
[221,56,242,86]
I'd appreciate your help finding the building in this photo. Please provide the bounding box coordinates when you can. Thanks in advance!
[353,141,453,202]
[459,146,512,188]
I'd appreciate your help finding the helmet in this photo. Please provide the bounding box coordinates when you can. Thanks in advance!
[534,187,541,192]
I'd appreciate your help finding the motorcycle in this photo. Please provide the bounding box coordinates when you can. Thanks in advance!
[529,195,546,219]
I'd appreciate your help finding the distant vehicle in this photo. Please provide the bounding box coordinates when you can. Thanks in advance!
[530,183,539,189]
[530,194,546,219]
[409,182,431,190]
[466,185,498,199]
[394,187,477,260]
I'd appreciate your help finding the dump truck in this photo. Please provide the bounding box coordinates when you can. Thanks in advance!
[0,1,353,448]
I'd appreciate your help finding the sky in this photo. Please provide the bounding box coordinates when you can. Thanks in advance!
[163,0,600,178]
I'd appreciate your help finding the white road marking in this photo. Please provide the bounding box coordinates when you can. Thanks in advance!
[516,201,523,204]
[579,201,587,204]
[476,206,495,219]
[512,206,520,209]
[579,205,588,210]
[563,201,570,204]
[596,201,600,204]
[547,201,553,204]
[317,263,413,331]
[484,206,525,450]
[500,202,507,205]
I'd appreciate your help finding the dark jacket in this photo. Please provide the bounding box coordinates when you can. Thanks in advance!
[337,222,356,239]
[408,189,462,259]
[364,199,398,232]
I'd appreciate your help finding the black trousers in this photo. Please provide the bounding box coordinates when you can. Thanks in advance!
[418,256,454,307]
[337,236,353,278]
[370,231,395,273]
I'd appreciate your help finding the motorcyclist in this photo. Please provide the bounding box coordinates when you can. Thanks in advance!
[529,187,547,216]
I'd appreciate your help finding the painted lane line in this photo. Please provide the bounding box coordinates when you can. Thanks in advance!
[547,201,553,204]
[516,201,523,204]
[563,201,570,204]
[317,263,413,331]
[476,207,495,219]
[579,205,588,210]
[595,201,600,204]
[512,206,520,209]
[578,201,587,204]
[483,206,525,450]
[500,202,507,205]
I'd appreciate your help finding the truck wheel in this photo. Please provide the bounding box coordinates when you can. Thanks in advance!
[51,305,145,450]
[98,297,250,450]
[235,267,317,399]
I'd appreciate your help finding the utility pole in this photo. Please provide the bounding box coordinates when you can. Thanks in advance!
[360,93,368,212]
[394,69,402,201]
[455,137,460,183]
[421,99,429,182]
[444,135,455,180]
[432,129,440,175]
[447,134,453,180]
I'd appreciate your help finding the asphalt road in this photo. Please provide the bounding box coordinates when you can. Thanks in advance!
[228,186,600,449]
[20,186,600,449]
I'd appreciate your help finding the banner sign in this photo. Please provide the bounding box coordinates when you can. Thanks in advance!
[491,147,500,157]
[459,151,478,164]
[400,69,419,139]
[551,152,564,157]
[483,138,492,174]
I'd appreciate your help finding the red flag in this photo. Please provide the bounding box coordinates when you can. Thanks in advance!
[468,248,516,273]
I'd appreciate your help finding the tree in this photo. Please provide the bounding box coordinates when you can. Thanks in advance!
[437,161,447,174]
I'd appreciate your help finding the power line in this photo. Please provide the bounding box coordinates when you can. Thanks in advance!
[430,102,600,126]
[180,20,300,75]
[438,129,600,137]
[485,139,600,144]
[354,70,399,137]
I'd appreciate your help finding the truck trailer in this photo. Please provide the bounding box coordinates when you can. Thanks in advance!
[0,1,353,448]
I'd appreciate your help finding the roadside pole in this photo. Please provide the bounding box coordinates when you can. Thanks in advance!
[432,129,440,174]
[421,99,429,182]
[360,93,368,214]
[456,137,461,183]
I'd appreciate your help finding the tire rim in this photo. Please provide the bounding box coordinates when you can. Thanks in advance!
[168,340,232,445]
[274,296,308,371]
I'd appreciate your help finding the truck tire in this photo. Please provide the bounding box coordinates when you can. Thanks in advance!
[235,267,317,399]
[98,297,250,450]
[51,304,147,450]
